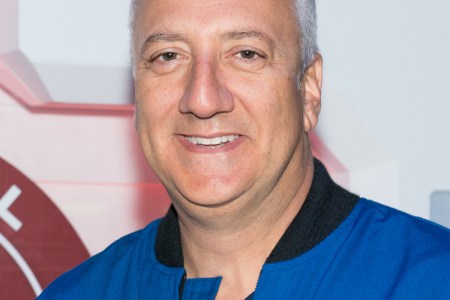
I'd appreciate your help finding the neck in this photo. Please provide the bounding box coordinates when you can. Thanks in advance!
[175,141,315,299]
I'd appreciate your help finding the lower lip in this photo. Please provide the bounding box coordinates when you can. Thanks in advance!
[176,135,245,154]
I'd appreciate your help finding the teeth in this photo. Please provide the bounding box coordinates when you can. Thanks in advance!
[186,135,239,146]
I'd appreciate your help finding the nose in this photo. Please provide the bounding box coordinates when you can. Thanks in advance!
[179,59,234,118]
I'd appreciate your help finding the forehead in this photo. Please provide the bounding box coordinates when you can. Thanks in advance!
[134,0,299,47]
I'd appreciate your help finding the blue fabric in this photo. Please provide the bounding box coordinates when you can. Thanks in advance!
[38,199,450,299]
[182,277,222,300]
[254,200,450,299]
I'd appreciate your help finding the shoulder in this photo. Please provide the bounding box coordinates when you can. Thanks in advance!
[353,199,450,252]
[353,199,450,288]
[356,198,450,244]
[315,199,450,297]
[37,219,162,299]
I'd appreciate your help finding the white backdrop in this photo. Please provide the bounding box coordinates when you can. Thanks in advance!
[317,0,450,220]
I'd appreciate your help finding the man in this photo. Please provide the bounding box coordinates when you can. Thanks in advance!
[38,0,450,299]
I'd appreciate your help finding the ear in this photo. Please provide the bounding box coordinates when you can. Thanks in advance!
[302,54,323,133]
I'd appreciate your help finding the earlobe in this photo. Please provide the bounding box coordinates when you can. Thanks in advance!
[302,54,323,132]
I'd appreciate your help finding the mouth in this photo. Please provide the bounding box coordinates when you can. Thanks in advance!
[184,134,240,148]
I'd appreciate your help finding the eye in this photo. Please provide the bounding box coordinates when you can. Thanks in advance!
[238,50,259,60]
[144,49,189,74]
[153,52,178,62]
[232,48,267,63]
[226,48,267,71]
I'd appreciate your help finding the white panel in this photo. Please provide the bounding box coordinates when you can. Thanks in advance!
[430,192,450,229]
[34,64,134,104]
[17,0,134,104]
[0,89,156,184]
[0,0,18,53]
[317,0,450,218]
[19,0,132,66]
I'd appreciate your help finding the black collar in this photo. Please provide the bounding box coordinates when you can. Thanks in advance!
[155,159,359,266]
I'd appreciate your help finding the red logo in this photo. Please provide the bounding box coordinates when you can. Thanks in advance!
[0,157,89,299]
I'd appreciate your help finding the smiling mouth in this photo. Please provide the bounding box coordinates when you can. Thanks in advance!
[184,135,240,147]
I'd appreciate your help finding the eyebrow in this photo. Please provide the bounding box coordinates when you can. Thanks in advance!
[140,33,184,57]
[139,30,275,58]
[220,30,275,47]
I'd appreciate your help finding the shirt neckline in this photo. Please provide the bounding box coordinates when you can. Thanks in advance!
[154,158,360,267]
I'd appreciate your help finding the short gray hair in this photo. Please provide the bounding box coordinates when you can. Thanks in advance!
[129,0,318,75]
[294,0,319,74]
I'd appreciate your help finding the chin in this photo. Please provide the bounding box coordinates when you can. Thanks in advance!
[177,186,241,209]
[185,194,237,209]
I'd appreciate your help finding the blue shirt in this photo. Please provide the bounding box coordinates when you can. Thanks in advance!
[38,161,450,299]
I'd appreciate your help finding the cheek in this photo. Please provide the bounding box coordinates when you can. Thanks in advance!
[231,73,302,130]
[134,93,167,164]
[135,77,183,126]
[134,76,187,163]
[271,76,303,124]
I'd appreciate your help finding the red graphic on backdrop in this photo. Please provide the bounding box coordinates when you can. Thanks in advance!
[0,157,89,299]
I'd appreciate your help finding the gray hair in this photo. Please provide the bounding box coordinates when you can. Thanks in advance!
[129,0,318,75]
[294,0,319,75]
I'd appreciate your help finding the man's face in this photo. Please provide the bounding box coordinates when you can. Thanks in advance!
[134,0,318,209]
